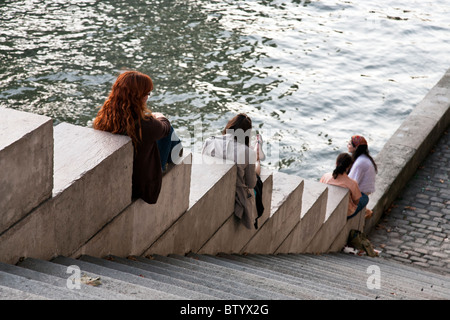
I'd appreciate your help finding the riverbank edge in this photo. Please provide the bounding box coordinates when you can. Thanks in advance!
[0,68,449,265]
[365,67,450,234]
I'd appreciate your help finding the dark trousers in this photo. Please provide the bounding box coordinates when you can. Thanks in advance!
[347,192,369,220]
[157,126,182,172]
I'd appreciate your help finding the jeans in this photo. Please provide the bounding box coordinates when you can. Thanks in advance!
[157,126,182,172]
[347,192,369,220]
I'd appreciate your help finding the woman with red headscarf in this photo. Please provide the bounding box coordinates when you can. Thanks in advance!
[347,135,377,218]
[347,135,377,195]
[93,70,182,204]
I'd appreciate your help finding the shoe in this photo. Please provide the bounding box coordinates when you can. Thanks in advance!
[254,134,266,161]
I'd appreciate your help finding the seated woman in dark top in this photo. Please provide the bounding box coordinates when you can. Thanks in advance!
[93,70,182,204]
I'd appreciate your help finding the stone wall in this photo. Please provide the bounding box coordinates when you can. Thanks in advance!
[0,68,449,265]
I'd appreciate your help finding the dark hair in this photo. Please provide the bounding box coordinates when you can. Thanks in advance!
[222,113,252,146]
[351,144,378,173]
[333,153,353,179]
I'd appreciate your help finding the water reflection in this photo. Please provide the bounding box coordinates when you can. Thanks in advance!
[1,0,449,179]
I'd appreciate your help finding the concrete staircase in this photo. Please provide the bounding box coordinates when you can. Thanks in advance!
[0,253,449,300]
[0,106,369,299]
[1,106,360,265]
[2,92,450,300]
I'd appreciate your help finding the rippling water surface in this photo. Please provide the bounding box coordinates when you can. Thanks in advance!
[1,0,449,179]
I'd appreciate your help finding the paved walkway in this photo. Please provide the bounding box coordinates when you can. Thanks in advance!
[368,128,450,275]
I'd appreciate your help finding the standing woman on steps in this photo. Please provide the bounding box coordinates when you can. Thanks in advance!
[93,70,182,204]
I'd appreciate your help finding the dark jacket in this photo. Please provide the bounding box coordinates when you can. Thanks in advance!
[132,115,171,204]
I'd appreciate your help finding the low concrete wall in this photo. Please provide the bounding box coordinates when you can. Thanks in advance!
[366,68,450,233]
[0,68,448,264]
[0,107,53,234]
[73,152,192,258]
[197,167,273,255]
[0,122,133,264]
[241,172,304,254]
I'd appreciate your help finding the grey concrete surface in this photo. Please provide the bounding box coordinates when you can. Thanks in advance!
[240,172,304,254]
[197,169,273,255]
[363,68,450,276]
[73,152,192,258]
[305,184,349,253]
[369,128,450,275]
[276,180,328,254]
[0,122,133,264]
[0,107,53,234]
[144,153,237,255]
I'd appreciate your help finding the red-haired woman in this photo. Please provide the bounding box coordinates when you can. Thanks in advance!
[93,70,182,204]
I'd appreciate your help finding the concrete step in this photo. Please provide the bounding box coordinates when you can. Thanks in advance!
[277,253,450,300]
[240,254,394,300]
[114,255,248,299]
[239,171,304,254]
[219,253,450,300]
[0,107,53,235]
[327,253,450,298]
[275,179,328,254]
[1,252,449,300]
[189,253,370,300]
[50,256,187,299]
[197,167,273,255]
[143,153,237,255]
[73,151,192,258]
[0,269,99,300]
[0,260,130,300]
[73,255,216,299]
[146,254,296,299]
[0,123,133,264]
[174,252,352,300]
[0,284,49,300]
[305,184,349,253]
[106,255,240,299]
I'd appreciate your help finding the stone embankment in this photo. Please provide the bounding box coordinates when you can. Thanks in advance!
[0,68,449,299]
[369,128,449,275]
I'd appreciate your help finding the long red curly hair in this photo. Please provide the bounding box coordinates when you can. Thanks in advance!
[93,70,153,145]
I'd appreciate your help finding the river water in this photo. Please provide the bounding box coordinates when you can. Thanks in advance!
[1,0,449,179]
